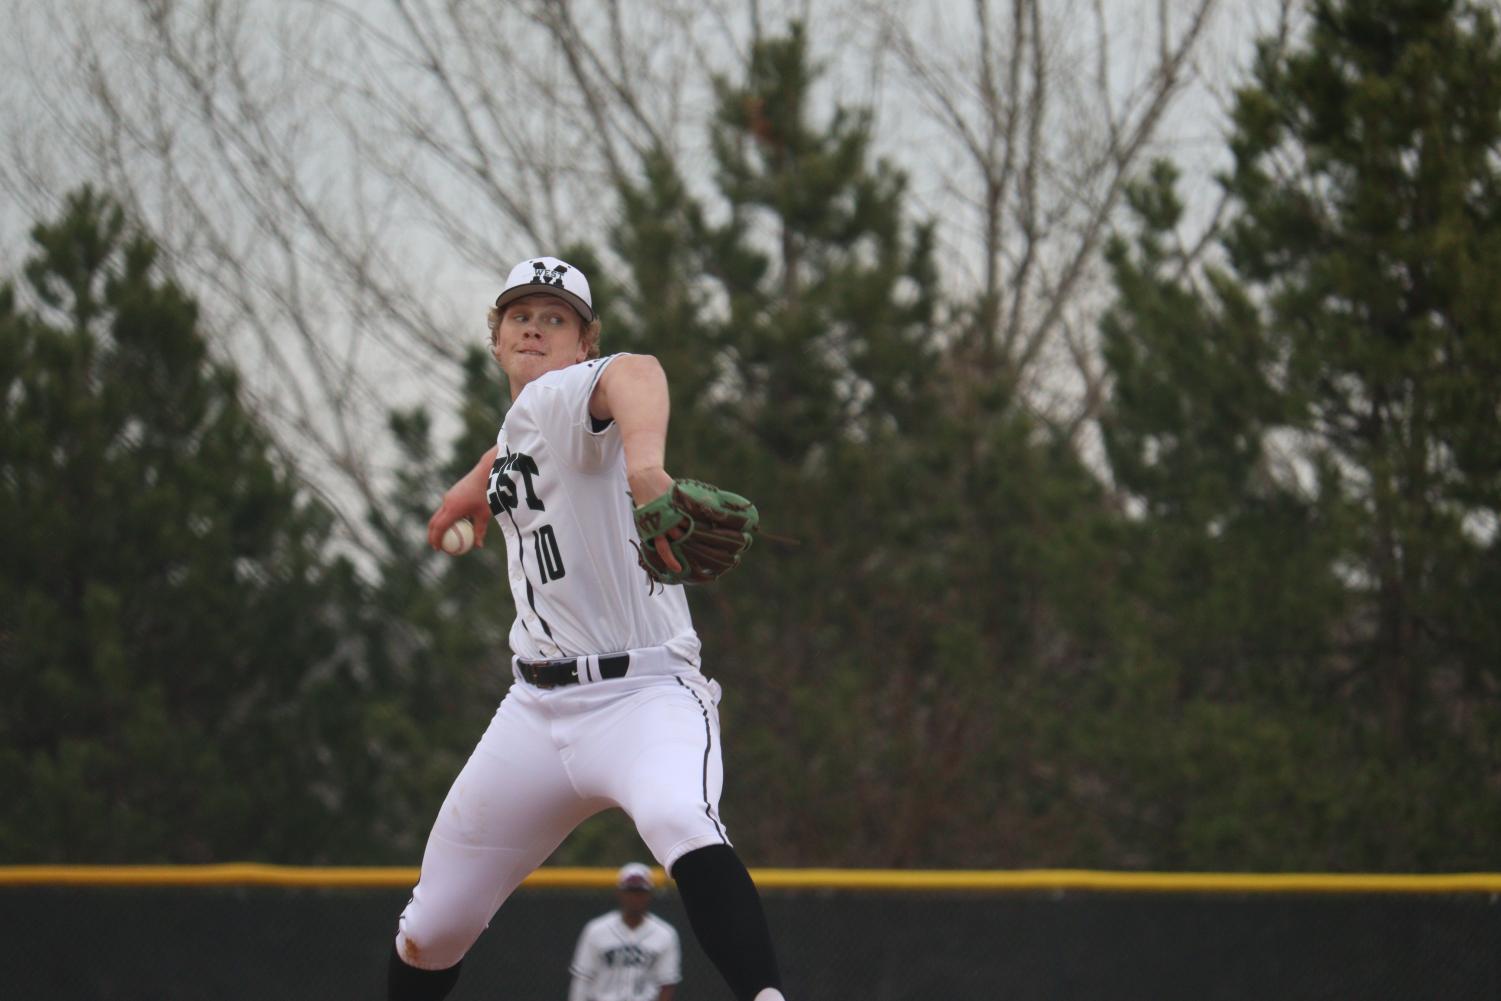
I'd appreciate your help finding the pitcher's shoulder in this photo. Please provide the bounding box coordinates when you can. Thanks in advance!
[531,354,624,392]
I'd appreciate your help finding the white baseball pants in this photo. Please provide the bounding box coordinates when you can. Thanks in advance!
[395,646,728,970]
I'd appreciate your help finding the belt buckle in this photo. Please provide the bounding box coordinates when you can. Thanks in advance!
[523,656,577,689]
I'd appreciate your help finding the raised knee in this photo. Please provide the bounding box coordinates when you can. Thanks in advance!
[396,916,479,971]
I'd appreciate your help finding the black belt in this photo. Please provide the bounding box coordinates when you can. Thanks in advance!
[517,653,630,689]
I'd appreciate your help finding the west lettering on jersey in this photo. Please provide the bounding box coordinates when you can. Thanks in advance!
[487,450,545,514]
[603,944,650,968]
[511,453,544,509]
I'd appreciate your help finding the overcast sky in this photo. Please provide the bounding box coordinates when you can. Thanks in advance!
[0,0,1284,542]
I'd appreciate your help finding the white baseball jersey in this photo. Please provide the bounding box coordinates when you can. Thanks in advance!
[395,353,732,973]
[485,353,701,664]
[569,911,682,1001]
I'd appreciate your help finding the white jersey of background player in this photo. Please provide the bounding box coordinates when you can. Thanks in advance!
[568,863,681,1001]
[385,257,787,1001]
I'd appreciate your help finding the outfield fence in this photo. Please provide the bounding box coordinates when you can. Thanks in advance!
[3,867,1498,1000]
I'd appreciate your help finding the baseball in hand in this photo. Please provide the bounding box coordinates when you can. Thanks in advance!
[441,519,475,555]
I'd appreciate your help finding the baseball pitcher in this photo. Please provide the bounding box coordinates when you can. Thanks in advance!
[384,257,786,1001]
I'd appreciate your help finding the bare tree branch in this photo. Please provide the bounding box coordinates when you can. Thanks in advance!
[866,0,1225,428]
[2,0,1240,549]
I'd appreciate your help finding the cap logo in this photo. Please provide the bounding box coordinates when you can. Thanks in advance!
[530,260,570,288]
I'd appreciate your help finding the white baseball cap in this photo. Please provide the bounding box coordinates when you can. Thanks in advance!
[616,862,654,891]
[494,256,595,322]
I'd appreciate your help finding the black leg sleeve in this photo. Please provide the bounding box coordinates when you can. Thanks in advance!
[671,844,783,1001]
[387,944,463,1001]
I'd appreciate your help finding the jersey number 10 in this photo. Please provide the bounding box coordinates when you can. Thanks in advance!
[533,525,566,582]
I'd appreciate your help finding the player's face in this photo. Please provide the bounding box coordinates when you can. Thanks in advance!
[494,293,588,389]
[617,887,651,919]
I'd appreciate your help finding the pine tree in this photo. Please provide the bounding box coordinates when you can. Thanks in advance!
[1098,0,1501,868]
[0,189,382,861]
[1224,0,1501,754]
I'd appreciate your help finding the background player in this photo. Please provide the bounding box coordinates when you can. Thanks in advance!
[568,862,681,1001]
[385,256,786,1001]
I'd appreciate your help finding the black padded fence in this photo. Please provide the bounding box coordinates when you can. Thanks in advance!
[2,870,1499,1001]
